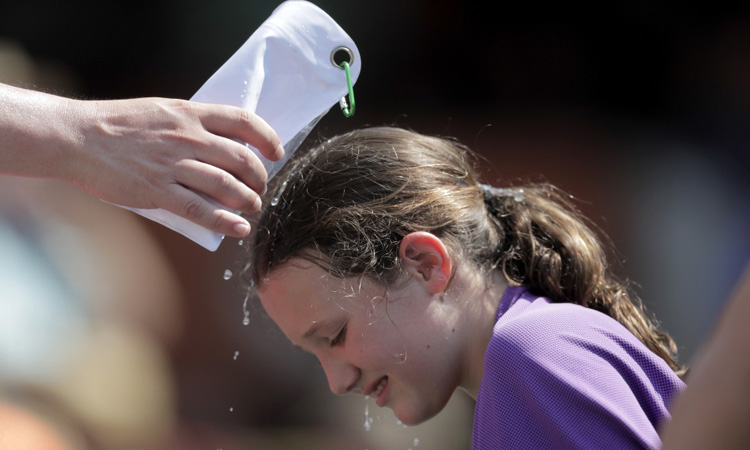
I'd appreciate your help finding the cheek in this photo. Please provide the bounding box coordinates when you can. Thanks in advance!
[351,289,447,369]
[354,318,409,366]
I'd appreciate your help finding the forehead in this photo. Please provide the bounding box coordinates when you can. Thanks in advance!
[257,259,364,340]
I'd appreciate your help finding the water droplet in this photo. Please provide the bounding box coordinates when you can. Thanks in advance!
[414,438,420,446]
[233,351,239,360]
[363,399,371,431]
[238,239,244,246]
[241,293,251,325]
[270,197,279,206]
[243,80,248,85]
[223,269,233,280]
[229,407,234,412]
[263,277,270,285]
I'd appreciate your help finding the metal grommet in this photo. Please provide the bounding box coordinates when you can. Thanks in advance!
[330,46,354,69]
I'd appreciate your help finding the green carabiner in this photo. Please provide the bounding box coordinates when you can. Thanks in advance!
[339,60,355,118]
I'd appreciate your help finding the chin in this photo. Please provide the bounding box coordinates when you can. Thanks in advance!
[391,401,445,426]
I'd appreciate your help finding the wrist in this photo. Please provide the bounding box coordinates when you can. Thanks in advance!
[54,96,93,184]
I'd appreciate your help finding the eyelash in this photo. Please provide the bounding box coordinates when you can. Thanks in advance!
[330,324,347,347]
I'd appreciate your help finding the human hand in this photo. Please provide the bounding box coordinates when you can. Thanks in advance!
[66,97,284,238]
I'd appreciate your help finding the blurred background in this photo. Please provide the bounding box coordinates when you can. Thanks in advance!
[0,1,748,449]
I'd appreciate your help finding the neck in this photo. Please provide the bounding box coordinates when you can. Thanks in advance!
[456,268,508,399]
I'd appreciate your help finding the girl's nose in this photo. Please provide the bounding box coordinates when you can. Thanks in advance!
[319,356,360,395]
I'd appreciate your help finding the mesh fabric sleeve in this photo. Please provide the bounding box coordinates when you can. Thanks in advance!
[472,302,684,450]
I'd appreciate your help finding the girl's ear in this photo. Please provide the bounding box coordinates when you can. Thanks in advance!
[399,232,452,295]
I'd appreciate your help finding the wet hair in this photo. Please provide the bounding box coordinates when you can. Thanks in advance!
[245,126,684,375]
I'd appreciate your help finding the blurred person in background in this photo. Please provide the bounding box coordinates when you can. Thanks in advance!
[660,263,750,450]
[0,40,215,450]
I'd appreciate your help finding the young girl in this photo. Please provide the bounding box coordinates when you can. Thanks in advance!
[243,126,686,449]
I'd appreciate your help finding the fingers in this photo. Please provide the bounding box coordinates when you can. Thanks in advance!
[197,103,285,162]
[197,134,270,196]
[175,159,263,215]
[162,183,254,238]
[140,100,290,239]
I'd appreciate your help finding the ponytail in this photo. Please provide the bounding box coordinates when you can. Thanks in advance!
[483,183,686,376]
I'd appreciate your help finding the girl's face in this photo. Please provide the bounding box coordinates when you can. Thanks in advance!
[258,258,466,425]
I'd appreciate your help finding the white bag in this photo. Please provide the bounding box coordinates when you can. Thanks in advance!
[121,0,361,251]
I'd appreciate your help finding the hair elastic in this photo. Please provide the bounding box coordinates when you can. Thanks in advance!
[479,184,525,203]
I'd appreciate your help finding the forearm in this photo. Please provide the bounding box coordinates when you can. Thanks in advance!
[0,82,87,181]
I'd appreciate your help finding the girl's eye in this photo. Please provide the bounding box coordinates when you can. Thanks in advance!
[330,325,347,347]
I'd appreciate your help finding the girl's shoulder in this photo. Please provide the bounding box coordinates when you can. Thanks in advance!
[490,291,659,370]
[477,293,683,450]
[495,288,619,340]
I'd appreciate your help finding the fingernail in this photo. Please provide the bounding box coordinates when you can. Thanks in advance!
[276,144,285,161]
[233,222,250,236]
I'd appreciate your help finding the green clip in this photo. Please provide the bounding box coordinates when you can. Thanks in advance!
[338,61,355,118]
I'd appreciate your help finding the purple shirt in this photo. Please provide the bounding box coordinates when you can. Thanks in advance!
[473,286,685,449]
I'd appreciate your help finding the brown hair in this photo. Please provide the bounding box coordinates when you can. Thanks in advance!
[245,126,684,375]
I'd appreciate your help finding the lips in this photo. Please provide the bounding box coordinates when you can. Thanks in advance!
[373,377,387,397]
[364,376,389,407]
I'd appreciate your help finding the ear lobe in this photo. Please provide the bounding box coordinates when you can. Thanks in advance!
[399,232,452,295]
